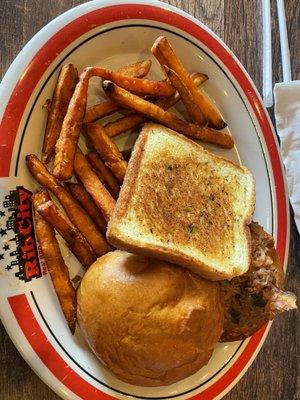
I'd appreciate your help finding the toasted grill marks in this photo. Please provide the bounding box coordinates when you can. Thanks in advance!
[134,154,238,260]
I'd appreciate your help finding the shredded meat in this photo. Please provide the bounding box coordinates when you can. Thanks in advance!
[219,222,297,342]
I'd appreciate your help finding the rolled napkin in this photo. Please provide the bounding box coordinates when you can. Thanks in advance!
[274,80,300,233]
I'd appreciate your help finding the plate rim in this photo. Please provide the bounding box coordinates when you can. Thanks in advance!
[0,1,290,399]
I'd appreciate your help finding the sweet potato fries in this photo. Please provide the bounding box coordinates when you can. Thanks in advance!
[37,199,97,269]
[83,60,152,123]
[73,148,116,221]
[83,123,127,182]
[42,64,78,163]
[86,152,120,199]
[32,188,77,333]
[65,182,107,233]
[26,154,110,257]
[102,81,234,148]
[103,72,208,137]
[152,36,227,129]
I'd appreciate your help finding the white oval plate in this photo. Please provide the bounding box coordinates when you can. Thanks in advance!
[0,1,289,399]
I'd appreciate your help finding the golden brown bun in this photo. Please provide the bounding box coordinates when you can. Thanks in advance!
[77,250,224,386]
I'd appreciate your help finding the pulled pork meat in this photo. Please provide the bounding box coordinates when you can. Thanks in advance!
[219,222,296,342]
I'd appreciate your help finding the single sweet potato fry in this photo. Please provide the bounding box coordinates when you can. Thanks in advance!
[37,200,96,269]
[104,72,208,137]
[53,68,92,180]
[152,36,227,129]
[84,123,127,183]
[102,81,234,148]
[86,152,120,199]
[26,154,110,256]
[32,188,77,333]
[42,64,78,164]
[73,148,116,221]
[65,182,107,233]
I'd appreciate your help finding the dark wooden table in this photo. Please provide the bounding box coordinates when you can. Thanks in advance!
[0,1,299,399]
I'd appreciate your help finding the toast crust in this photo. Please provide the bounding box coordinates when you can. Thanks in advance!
[107,123,255,280]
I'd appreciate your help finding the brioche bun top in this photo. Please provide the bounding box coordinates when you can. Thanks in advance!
[77,250,223,386]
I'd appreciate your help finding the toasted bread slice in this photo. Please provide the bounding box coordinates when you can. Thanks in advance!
[107,123,255,280]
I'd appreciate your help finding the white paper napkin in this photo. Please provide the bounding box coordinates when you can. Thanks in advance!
[274,80,300,233]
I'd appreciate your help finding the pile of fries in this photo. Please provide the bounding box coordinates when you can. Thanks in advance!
[27,36,234,333]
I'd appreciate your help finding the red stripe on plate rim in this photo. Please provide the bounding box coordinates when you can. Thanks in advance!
[2,3,287,400]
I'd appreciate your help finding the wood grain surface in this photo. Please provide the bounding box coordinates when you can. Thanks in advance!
[0,1,299,399]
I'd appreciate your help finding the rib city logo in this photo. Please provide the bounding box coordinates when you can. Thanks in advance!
[1,186,42,282]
